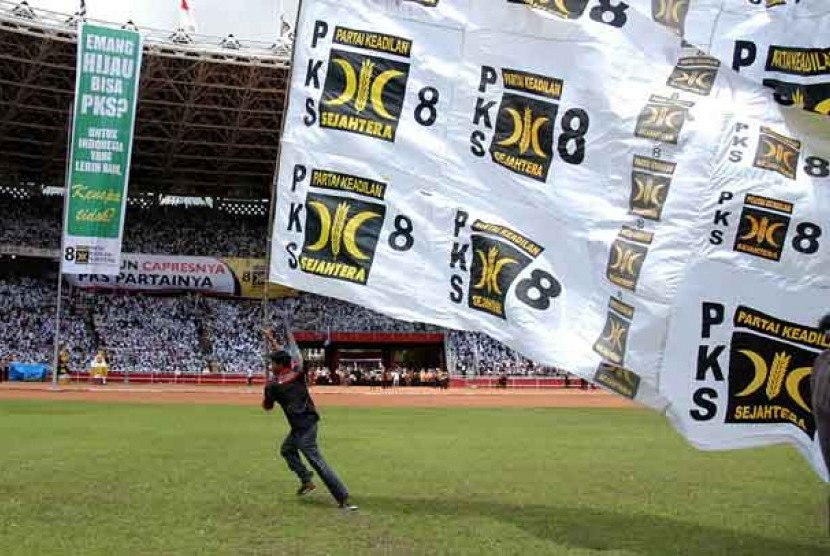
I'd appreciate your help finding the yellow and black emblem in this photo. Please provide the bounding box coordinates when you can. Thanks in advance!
[300,193,386,285]
[506,0,590,19]
[594,362,641,399]
[762,80,830,117]
[606,227,652,292]
[593,297,635,366]
[733,194,793,262]
[726,305,821,438]
[320,49,410,143]
[629,155,676,221]
[635,95,694,145]
[468,220,542,319]
[490,93,557,182]
[667,55,720,96]
[752,126,801,180]
[75,246,90,264]
[651,0,689,36]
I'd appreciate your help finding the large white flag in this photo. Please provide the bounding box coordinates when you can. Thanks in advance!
[270,0,830,479]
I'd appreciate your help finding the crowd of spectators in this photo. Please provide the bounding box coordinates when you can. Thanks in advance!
[0,276,92,368]
[0,195,62,249]
[0,276,562,378]
[0,196,268,257]
[92,293,206,374]
[446,330,564,377]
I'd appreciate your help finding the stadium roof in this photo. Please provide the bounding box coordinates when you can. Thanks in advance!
[0,0,292,199]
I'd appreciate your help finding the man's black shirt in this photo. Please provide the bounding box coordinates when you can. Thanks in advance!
[264,370,319,429]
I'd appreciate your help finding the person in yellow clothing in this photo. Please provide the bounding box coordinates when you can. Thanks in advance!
[57,345,71,384]
[90,351,109,385]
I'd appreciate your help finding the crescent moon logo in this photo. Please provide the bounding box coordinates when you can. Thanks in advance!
[343,211,381,260]
[649,183,666,206]
[554,0,572,17]
[761,139,778,160]
[695,72,712,89]
[324,58,358,107]
[498,108,524,148]
[812,98,830,116]
[609,244,625,271]
[370,69,405,120]
[785,367,812,413]
[780,148,796,172]
[670,0,688,25]
[665,110,683,131]
[623,251,642,275]
[306,201,332,252]
[736,349,769,397]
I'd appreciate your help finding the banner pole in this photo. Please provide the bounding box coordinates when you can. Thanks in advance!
[261,0,305,378]
[52,100,75,390]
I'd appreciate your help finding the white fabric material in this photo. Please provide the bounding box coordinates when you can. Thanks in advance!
[270,0,830,479]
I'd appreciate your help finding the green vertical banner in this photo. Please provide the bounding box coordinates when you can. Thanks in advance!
[61,23,142,275]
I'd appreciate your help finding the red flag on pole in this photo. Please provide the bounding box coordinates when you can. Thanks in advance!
[179,0,196,33]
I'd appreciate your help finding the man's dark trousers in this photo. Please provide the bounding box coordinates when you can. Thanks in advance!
[280,423,349,503]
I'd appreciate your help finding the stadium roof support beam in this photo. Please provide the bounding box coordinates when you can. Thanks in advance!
[0,9,288,198]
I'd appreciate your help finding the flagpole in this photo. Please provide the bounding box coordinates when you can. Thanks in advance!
[52,101,75,389]
[261,0,305,377]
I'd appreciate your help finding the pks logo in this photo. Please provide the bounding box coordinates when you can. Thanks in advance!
[469,234,532,319]
[470,66,589,184]
[490,94,556,181]
[634,94,694,144]
[733,194,793,262]
[752,126,801,180]
[75,246,90,264]
[300,192,386,285]
[320,49,410,142]
[467,220,547,319]
[593,297,635,366]
[506,0,590,19]
[403,0,439,5]
[629,155,676,221]
[594,362,641,399]
[651,0,690,36]
[725,306,822,439]
[667,56,720,96]
[606,226,652,292]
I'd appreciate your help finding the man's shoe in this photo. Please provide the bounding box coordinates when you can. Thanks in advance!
[296,482,316,496]
[338,499,358,511]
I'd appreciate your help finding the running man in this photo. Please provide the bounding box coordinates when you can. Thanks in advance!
[262,327,357,511]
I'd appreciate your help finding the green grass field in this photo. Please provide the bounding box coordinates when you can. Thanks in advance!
[1,400,828,555]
